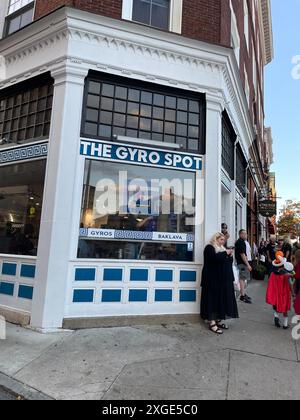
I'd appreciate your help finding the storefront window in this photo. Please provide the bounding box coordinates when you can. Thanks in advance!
[78,159,196,261]
[82,73,206,154]
[0,159,46,256]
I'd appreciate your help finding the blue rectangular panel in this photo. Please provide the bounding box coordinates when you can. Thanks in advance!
[180,290,197,302]
[155,270,173,282]
[75,268,96,281]
[103,269,123,281]
[155,289,173,302]
[0,282,14,296]
[18,285,34,300]
[73,289,94,303]
[130,269,149,282]
[102,290,122,303]
[20,265,36,278]
[129,289,148,302]
[180,271,197,282]
[2,263,17,276]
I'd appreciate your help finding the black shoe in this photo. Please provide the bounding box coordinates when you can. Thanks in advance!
[245,294,252,301]
[240,295,252,304]
[274,317,281,328]
[283,325,290,330]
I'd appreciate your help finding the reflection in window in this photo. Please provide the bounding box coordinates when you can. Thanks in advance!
[0,160,46,256]
[132,0,170,30]
[78,160,195,261]
[82,75,205,153]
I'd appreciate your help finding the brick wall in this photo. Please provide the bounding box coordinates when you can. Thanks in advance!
[35,0,122,20]
[34,0,230,46]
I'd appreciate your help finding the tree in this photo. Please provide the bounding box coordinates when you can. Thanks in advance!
[277,200,300,238]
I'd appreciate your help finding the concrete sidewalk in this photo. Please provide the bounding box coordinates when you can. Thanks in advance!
[0,280,300,400]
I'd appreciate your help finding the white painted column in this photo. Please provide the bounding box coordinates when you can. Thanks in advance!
[204,95,223,244]
[30,65,88,331]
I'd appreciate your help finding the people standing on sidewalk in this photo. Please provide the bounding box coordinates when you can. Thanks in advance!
[201,233,239,335]
[266,251,295,329]
[221,223,230,248]
[235,230,253,304]
[266,235,277,274]
[282,237,292,262]
[258,240,267,264]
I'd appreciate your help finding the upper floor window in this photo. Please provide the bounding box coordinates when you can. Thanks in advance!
[132,0,170,30]
[5,0,34,36]
[122,0,183,34]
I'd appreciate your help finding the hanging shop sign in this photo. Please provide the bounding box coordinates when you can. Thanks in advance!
[259,200,277,217]
[80,139,202,171]
[79,228,195,243]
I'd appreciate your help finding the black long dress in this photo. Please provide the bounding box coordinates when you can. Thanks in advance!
[200,245,239,321]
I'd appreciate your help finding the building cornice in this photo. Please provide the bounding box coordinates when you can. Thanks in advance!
[260,0,274,65]
[0,7,254,156]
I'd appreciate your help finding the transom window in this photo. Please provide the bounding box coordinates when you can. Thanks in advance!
[0,75,54,145]
[132,0,170,30]
[82,73,206,153]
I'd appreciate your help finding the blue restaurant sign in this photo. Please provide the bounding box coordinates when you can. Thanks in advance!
[80,139,202,171]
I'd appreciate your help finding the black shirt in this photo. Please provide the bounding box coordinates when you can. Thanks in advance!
[235,238,247,265]
[266,242,276,262]
[282,243,292,262]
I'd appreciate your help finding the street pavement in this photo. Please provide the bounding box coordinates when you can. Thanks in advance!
[0,388,15,400]
[0,280,300,400]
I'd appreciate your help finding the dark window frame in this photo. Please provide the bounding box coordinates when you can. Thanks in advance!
[0,73,54,145]
[221,111,236,180]
[81,71,206,155]
[236,144,247,193]
[3,1,35,38]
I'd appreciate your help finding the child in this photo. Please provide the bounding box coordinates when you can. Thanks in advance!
[266,252,295,329]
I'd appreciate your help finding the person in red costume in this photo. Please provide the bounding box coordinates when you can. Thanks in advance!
[266,251,295,329]
[293,250,300,317]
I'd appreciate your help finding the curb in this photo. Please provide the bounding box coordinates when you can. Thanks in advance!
[0,372,54,400]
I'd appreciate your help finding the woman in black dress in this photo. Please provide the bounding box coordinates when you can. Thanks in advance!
[201,233,239,334]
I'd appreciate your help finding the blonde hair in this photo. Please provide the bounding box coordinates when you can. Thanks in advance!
[210,232,226,253]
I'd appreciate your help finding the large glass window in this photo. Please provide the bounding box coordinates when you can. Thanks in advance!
[132,0,170,30]
[82,74,206,153]
[78,159,195,261]
[222,112,235,180]
[5,1,35,36]
[236,145,247,195]
[0,159,46,256]
[0,76,53,146]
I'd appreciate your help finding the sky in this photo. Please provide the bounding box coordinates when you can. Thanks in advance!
[265,0,300,210]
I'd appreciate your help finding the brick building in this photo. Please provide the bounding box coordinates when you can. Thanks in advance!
[0,0,274,330]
